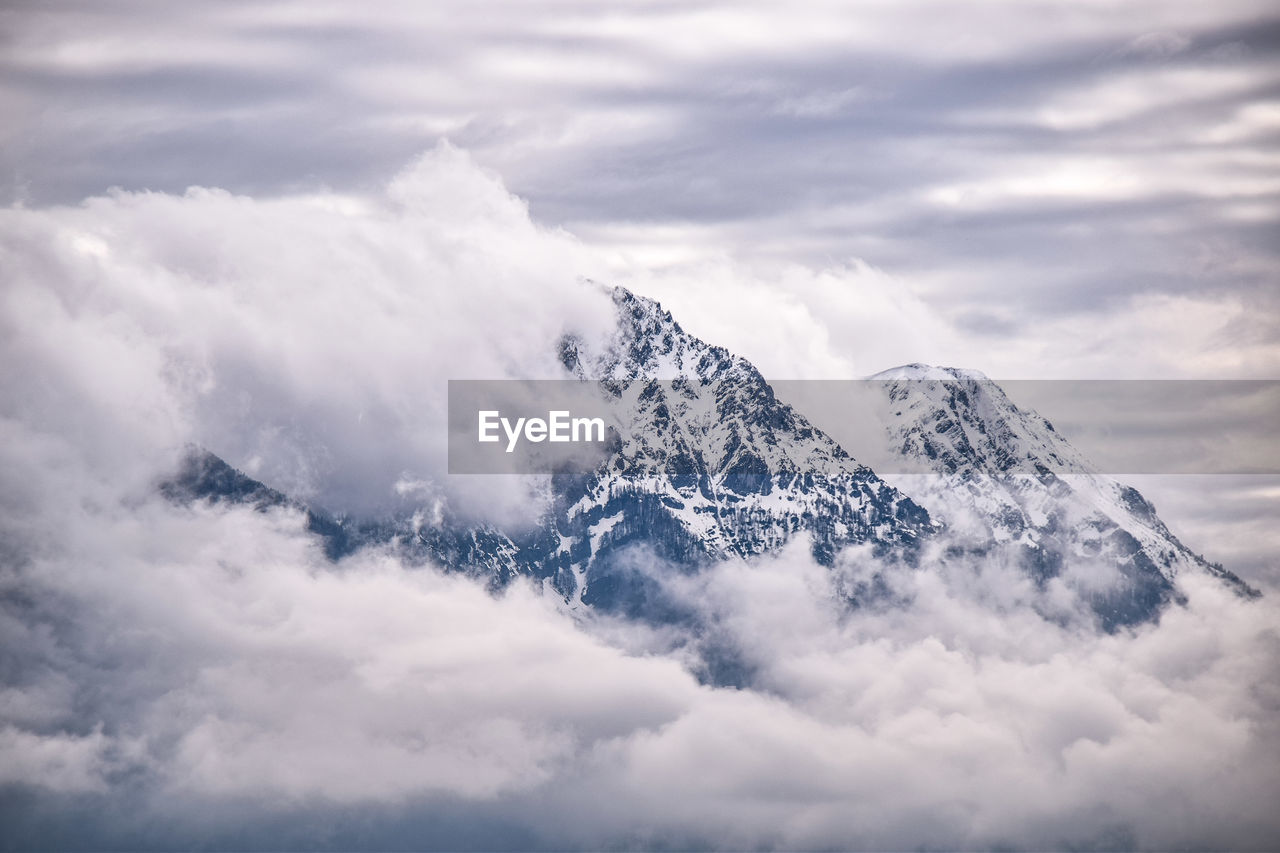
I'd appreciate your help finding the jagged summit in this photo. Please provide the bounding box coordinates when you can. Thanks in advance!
[562,284,748,383]
[547,285,934,616]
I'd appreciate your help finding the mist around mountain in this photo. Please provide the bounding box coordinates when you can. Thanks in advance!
[2,149,1277,852]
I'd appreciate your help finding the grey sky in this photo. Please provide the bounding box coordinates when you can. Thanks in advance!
[3,1,1279,379]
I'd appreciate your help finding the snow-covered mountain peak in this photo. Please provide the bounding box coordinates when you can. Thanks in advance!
[545,285,934,609]
[870,363,990,382]
[562,285,748,384]
[866,366,1258,627]
[870,364,1086,480]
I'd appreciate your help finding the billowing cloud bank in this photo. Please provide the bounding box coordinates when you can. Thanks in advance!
[3,500,1278,850]
[0,142,615,522]
[2,150,1278,850]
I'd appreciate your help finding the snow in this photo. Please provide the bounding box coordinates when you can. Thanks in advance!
[869,363,990,382]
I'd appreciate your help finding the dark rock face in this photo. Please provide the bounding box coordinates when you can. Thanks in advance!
[160,450,287,510]
[159,447,370,562]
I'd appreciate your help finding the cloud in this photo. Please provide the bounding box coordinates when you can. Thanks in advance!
[604,255,953,378]
[0,142,616,521]
[603,248,1280,379]
[3,490,1278,850]
[3,1,1278,384]
[1120,30,1193,59]
[533,542,1280,851]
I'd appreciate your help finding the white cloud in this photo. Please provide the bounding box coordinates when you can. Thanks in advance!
[0,142,616,520]
[603,254,954,378]
[546,544,1280,850]
[0,726,122,794]
[4,480,1278,849]
[3,0,1277,393]
[0,491,699,801]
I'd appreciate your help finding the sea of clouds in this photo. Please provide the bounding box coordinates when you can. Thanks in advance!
[2,146,1278,850]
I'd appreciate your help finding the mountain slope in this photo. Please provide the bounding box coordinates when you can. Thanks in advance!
[868,364,1258,629]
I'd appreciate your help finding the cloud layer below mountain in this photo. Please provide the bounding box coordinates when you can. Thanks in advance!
[2,494,1278,850]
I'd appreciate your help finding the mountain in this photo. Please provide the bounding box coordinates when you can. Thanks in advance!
[866,364,1258,629]
[159,286,1256,650]
[543,286,933,618]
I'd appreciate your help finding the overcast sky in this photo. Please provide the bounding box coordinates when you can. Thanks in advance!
[3,0,1279,379]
